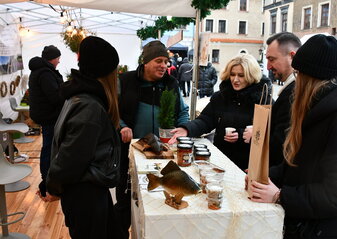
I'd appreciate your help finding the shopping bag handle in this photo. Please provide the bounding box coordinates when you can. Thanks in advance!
[259,83,273,105]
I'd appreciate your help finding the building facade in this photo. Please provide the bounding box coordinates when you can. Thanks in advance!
[201,0,265,73]
[293,0,336,39]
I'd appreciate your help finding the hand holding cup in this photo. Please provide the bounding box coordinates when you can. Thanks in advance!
[224,127,238,143]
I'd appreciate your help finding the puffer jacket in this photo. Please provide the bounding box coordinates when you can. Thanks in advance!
[28,56,64,124]
[182,76,272,170]
[198,62,218,96]
[178,57,193,82]
[46,69,120,196]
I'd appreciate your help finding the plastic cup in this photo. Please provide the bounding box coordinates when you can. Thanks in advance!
[207,197,223,210]
[206,182,223,199]
[200,170,215,193]
[225,127,236,135]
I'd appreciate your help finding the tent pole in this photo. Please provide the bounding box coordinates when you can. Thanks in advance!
[190,9,200,120]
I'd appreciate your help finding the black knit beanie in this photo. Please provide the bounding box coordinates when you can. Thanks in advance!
[41,45,61,60]
[292,34,337,80]
[142,40,169,64]
[79,36,119,78]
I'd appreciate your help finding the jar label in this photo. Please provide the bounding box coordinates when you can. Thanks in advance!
[182,153,192,164]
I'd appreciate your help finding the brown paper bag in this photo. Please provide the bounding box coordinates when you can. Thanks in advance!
[247,84,272,198]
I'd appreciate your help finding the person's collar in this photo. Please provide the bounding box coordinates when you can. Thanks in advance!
[278,73,296,96]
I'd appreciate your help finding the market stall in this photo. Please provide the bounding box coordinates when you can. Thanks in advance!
[129,138,284,239]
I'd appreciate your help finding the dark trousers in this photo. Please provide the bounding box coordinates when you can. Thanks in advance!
[114,142,131,239]
[61,182,125,239]
[180,81,191,97]
[39,123,54,196]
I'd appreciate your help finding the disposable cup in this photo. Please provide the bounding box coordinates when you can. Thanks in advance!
[225,127,236,135]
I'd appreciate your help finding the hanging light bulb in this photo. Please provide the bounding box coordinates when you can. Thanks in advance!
[60,12,67,24]
[66,23,73,33]
[71,26,78,37]
[80,29,86,38]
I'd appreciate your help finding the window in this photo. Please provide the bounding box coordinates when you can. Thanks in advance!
[320,3,329,27]
[270,13,276,34]
[212,49,219,63]
[240,0,247,11]
[281,11,288,32]
[303,7,312,30]
[238,21,247,34]
[218,20,226,33]
[261,22,265,35]
[205,19,213,32]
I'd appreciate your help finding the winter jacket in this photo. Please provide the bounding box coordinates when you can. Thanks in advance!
[270,76,295,166]
[119,65,189,138]
[28,57,64,124]
[270,85,337,238]
[181,76,272,170]
[47,69,120,196]
[198,62,218,96]
[178,58,193,82]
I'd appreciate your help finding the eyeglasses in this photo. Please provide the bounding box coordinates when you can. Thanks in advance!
[293,70,299,78]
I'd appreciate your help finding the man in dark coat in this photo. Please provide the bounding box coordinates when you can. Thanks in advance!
[249,34,337,238]
[28,45,64,201]
[177,57,193,97]
[116,40,189,238]
[198,62,217,98]
[266,32,301,166]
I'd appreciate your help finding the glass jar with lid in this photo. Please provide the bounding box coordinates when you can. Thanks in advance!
[177,143,193,167]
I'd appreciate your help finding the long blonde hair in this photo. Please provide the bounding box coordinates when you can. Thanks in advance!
[98,69,120,128]
[283,72,329,166]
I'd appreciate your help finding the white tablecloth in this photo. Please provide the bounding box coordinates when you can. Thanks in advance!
[129,138,284,239]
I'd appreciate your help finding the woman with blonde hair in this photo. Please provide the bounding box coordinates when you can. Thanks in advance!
[47,36,125,239]
[248,34,337,238]
[169,53,272,170]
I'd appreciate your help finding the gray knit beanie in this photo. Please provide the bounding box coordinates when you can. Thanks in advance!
[142,41,169,64]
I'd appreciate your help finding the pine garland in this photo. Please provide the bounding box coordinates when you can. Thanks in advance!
[136,0,230,40]
[61,27,95,53]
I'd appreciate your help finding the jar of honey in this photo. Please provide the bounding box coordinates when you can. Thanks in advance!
[177,143,193,167]
[195,151,211,161]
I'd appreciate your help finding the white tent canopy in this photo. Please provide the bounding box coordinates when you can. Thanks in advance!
[0,0,200,119]
[0,0,196,17]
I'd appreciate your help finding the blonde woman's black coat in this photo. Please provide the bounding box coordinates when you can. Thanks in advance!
[181,77,272,170]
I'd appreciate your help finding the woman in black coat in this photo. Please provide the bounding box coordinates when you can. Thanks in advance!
[47,37,125,239]
[169,54,272,170]
[248,35,337,238]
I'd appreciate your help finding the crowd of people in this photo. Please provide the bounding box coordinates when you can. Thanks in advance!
[24,32,337,238]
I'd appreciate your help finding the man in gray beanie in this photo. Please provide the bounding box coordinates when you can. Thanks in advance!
[116,40,189,237]
[28,45,64,201]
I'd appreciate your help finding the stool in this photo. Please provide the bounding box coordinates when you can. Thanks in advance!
[0,115,30,193]
[8,98,33,144]
[0,145,31,239]
[0,114,29,163]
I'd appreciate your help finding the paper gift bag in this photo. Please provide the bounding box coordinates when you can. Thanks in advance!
[247,84,272,198]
